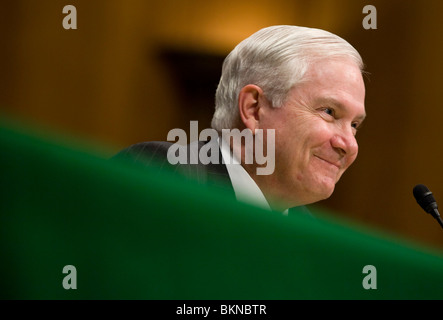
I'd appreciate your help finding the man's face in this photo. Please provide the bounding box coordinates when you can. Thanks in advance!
[259,58,366,206]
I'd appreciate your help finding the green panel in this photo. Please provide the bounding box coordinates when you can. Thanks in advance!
[1,119,443,300]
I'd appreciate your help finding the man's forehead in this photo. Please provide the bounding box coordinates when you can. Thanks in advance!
[304,58,365,85]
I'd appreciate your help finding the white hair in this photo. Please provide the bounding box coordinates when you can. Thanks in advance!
[211,25,364,131]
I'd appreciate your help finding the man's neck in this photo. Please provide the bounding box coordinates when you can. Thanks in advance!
[241,162,291,212]
[224,137,292,212]
[218,137,279,211]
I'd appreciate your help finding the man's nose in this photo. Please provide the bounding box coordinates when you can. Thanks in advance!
[330,128,358,158]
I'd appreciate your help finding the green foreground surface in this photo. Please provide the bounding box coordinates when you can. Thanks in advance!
[1,119,443,299]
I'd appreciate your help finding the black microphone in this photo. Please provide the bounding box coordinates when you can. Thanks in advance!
[413,184,443,230]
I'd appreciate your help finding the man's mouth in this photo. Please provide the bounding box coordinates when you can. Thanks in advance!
[314,155,341,170]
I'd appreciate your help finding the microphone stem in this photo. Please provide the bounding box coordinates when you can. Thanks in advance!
[436,216,443,230]
[433,208,443,230]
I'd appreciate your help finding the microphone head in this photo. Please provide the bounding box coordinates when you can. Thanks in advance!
[413,184,438,214]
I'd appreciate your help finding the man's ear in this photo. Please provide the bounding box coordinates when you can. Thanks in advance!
[238,84,266,132]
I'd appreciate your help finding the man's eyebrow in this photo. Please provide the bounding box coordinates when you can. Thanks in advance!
[316,97,366,121]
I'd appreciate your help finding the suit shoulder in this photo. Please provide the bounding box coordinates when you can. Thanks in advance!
[111,141,173,164]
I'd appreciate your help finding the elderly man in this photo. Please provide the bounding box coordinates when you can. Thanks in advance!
[115,25,366,214]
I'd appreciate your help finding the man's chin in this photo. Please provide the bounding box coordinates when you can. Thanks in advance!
[312,182,335,202]
[289,184,335,206]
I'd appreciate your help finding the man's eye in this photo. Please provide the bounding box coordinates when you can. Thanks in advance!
[323,108,334,116]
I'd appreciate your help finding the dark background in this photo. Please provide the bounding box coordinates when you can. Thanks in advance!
[1,0,443,251]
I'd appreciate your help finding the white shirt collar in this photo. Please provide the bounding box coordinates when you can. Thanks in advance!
[218,137,288,215]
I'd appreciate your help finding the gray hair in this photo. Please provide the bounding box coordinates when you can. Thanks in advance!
[211,25,364,131]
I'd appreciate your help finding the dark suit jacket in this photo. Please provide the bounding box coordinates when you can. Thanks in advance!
[113,140,311,216]
[113,140,236,198]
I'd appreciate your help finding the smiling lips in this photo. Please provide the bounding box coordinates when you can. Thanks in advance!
[314,155,342,170]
